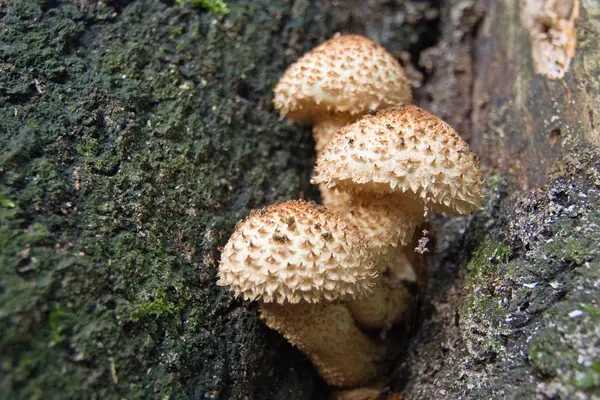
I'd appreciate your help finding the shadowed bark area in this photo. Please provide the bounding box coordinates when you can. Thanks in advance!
[1,0,598,399]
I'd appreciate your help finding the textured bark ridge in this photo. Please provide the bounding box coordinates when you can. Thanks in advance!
[1,1,598,399]
[399,1,600,399]
[398,151,600,399]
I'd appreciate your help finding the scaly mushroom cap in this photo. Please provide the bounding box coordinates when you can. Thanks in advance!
[217,200,377,304]
[273,34,412,124]
[312,105,485,215]
[319,184,354,211]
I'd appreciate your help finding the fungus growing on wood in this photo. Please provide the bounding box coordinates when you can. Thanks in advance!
[217,200,383,387]
[345,246,421,329]
[318,188,424,329]
[313,105,484,328]
[273,34,412,155]
[313,114,358,156]
[520,0,579,80]
[324,193,421,255]
[273,34,412,123]
[319,184,422,329]
[313,105,485,231]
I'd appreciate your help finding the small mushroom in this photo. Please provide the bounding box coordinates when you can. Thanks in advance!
[327,193,421,254]
[313,114,359,156]
[313,105,484,328]
[345,246,421,329]
[217,200,382,387]
[273,34,412,156]
[313,105,485,231]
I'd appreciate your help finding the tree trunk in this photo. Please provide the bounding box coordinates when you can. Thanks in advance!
[399,1,600,399]
[0,1,598,399]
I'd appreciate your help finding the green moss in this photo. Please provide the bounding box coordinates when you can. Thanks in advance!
[528,329,564,377]
[48,304,75,345]
[175,0,229,14]
[572,365,600,391]
[464,240,511,281]
[529,323,600,392]
[486,174,506,191]
[77,137,100,157]
[0,196,16,209]
[0,0,320,397]
[21,223,51,244]
[132,291,179,321]
[458,240,514,360]
[547,237,591,265]
[580,303,600,317]
[466,295,504,329]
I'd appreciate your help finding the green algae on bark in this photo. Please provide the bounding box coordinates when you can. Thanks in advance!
[1,0,443,397]
[1,0,446,396]
[176,0,229,15]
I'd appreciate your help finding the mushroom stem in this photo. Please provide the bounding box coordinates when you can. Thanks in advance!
[313,114,358,157]
[346,246,420,329]
[320,193,424,330]
[259,302,382,387]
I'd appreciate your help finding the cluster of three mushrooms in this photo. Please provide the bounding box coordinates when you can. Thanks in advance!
[273,34,422,329]
[218,35,485,389]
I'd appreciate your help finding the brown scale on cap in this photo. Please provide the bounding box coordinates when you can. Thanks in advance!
[312,105,485,216]
[273,34,412,125]
[218,200,383,387]
[218,200,377,304]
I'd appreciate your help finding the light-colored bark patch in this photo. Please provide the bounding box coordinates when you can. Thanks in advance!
[520,0,579,79]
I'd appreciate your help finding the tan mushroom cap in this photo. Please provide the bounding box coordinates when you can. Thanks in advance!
[273,34,412,124]
[312,105,485,215]
[319,184,354,212]
[217,200,377,304]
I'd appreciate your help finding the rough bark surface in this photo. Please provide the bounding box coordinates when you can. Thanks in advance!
[1,1,598,400]
[399,1,600,399]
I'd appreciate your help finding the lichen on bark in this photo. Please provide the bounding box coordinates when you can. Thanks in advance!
[397,146,599,399]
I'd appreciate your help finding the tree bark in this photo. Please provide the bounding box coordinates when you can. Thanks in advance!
[398,1,600,399]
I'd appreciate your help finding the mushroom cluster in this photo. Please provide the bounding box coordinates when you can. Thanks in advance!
[218,201,383,387]
[217,34,485,390]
